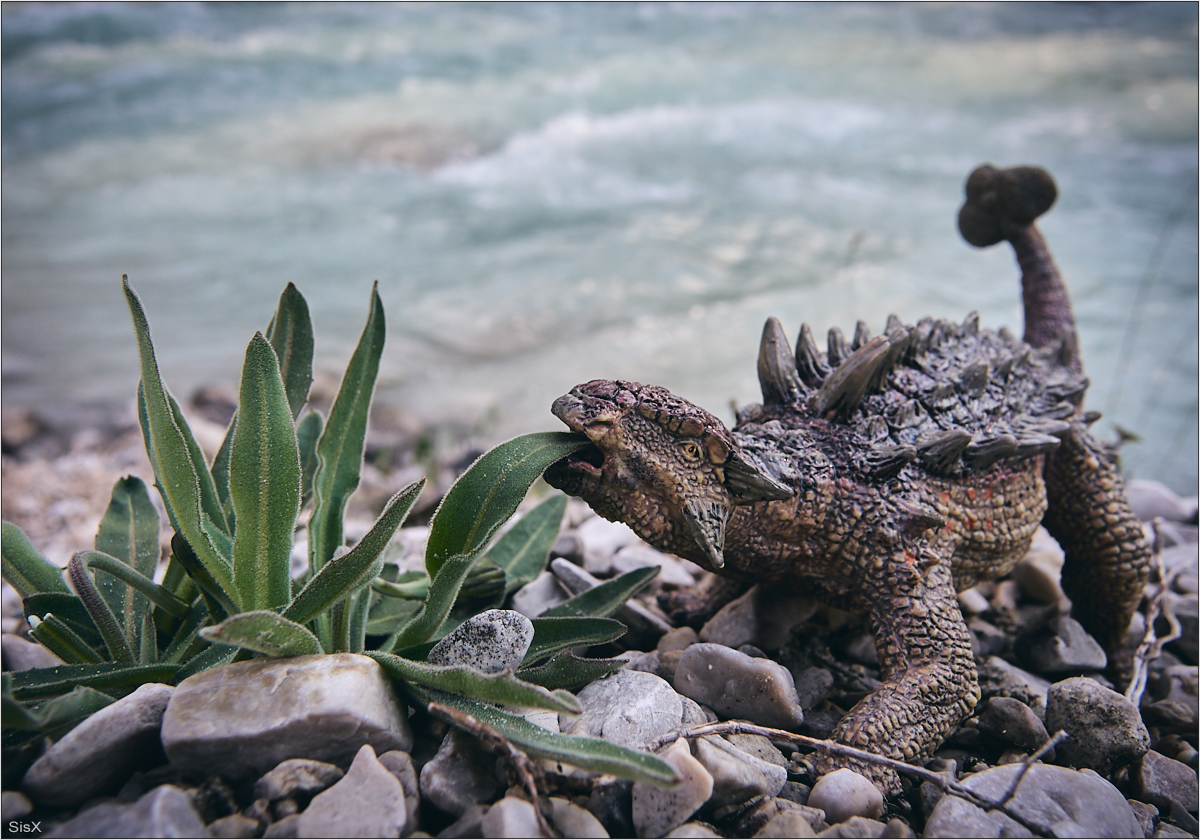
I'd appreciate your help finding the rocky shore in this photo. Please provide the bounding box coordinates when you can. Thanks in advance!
[2,397,1197,838]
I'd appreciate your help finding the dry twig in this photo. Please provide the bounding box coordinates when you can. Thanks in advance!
[1126,518,1182,705]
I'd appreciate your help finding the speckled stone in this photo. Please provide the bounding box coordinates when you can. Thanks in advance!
[22,682,173,807]
[675,643,804,730]
[561,668,683,750]
[1045,677,1150,775]
[427,609,534,674]
[807,769,884,825]
[924,763,1141,838]
[632,739,714,839]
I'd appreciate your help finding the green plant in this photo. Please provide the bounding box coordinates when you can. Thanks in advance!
[2,278,676,788]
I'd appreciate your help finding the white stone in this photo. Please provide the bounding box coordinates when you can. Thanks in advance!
[562,669,683,750]
[632,739,714,838]
[296,745,407,838]
[162,653,411,780]
[807,769,884,824]
[427,609,534,674]
[675,643,805,730]
[482,796,550,838]
[693,735,787,807]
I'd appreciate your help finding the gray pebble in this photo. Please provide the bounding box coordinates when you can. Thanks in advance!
[1136,750,1200,817]
[547,796,609,838]
[1,633,64,671]
[482,796,549,838]
[808,768,884,825]
[693,735,787,808]
[23,682,174,808]
[978,655,1051,711]
[162,654,411,781]
[612,544,697,588]
[254,758,343,802]
[657,626,699,652]
[208,813,262,839]
[632,739,714,839]
[1,791,32,821]
[295,745,407,838]
[924,763,1141,838]
[968,617,1009,658]
[418,728,500,818]
[1011,547,1066,605]
[975,697,1052,756]
[815,816,889,838]
[792,666,835,710]
[957,587,991,616]
[698,585,820,651]
[576,516,640,576]
[1045,676,1150,775]
[1127,799,1160,839]
[511,570,570,618]
[427,609,534,674]
[664,822,724,838]
[1127,480,1197,523]
[675,643,804,730]
[562,669,683,749]
[753,810,818,837]
[377,750,420,836]
[1016,616,1107,674]
[44,784,208,839]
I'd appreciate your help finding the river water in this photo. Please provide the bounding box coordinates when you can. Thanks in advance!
[3,3,1197,493]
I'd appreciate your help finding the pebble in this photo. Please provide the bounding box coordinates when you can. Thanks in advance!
[923,763,1142,838]
[815,816,889,837]
[739,797,826,836]
[209,813,262,838]
[426,609,534,673]
[1,632,65,670]
[631,738,714,839]
[1135,750,1200,817]
[753,810,818,837]
[698,585,819,650]
[162,653,412,780]
[725,731,789,769]
[481,796,549,838]
[967,617,1009,658]
[1015,616,1107,674]
[2,791,33,820]
[22,682,174,808]
[576,516,640,576]
[377,750,420,836]
[1045,677,1150,775]
[975,696,1052,755]
[44,784,209,839]
[418,728,501,818]
[587,778,635,838]
[546,796,609,838]
[254,758,344,802]
[1127,799,1160,838]
[293,745,406,838]
[807,769,884,825]
[511,570,571,617]
[1127,480,1198,523]
[612,544,697,588]
[664,822,724,838]
[438,803,487,838]
[549,558,673,639]
[791,666,835,710]
[977,655,1052,710]
[675,643,805,730]
[561,669,683,749]
[1011,547,1066,605]
[657,626,699,652]
[1160,543,1199,575]
[693,735,787,808]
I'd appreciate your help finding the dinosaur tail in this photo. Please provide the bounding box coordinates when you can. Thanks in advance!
[957,164,1081,374]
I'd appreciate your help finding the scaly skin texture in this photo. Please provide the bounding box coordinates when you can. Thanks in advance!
[544,165,1152,793]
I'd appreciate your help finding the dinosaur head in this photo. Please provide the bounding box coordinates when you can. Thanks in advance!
[545,379,793,571]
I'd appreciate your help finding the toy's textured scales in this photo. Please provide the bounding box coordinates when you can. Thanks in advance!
[544,165,1152,792]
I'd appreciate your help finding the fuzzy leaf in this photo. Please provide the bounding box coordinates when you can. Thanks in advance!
[94,477,161,648]
[170,534,238,621]
[7,662,178,701]
[367,651,581,714]
[516,654,627,690]
[266,282,315,419]
[285,479,424,627]
[68,553,134,665]
[296,410,323,505]
[523,616,627,665]
[200,610,323,658]
[425,433,589,579]
[125,278,233,596]
[308,283,385,574]
[14,685,116,732]
[2,522,69,597]
[230,332,301,612]
[80,551,190,619]
[485,495,567,596]
[386,552,477,651]
[413,686,678,788]
[23,593,101,647]
[27,615,104,664]
[541,565,660,619]
[176,643,237,682]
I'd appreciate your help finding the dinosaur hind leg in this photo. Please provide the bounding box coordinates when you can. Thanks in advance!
[1042,423,1152,686]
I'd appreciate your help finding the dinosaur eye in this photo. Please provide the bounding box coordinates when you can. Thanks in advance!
[679,441,702,461]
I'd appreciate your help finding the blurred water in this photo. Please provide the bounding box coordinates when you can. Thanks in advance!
[3,3,1197,493]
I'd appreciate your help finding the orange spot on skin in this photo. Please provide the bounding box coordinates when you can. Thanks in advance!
[983,487,994,500]
[967,488,976,501]
[940,491,951,503]
[903,550,917,565]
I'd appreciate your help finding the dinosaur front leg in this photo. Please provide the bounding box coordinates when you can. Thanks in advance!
[1042,423,1152,686]
[812,553,979,794]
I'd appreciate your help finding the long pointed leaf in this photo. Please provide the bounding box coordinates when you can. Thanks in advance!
[486,495,567,596]
[285,479,424,626]
[541,566,660,619]
[230,332,301,612]
[2,522,69,596]
[79,550,190,619]
[367,651,580,714]
[296,410,323,506]
[523,616,627,665]
[200,610,323,658]
[8,663,178,701]
[27,615,104,664]
[387,552,477,651]
[176,643,236,682]
[413,686,678,788]
[425,433,590,579]
[23,593,102,648]
[170,533,238,620]
[67,553,134,665]
[211,417,235,524]
[517,654,628,690]
[265,282,315,419]
[161,598,212,664]
[308,283,385,574]
[124,279,233,595]
[94,477,161,648]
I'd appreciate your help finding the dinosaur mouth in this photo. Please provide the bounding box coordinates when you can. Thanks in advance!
[558,443,606,476]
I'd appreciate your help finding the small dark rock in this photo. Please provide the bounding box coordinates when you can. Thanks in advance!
[1015,616,1107,675]
[975,697,1052,756]
[587,777,635,837]
[1136,750,1200,817]
[254,758,344,803]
